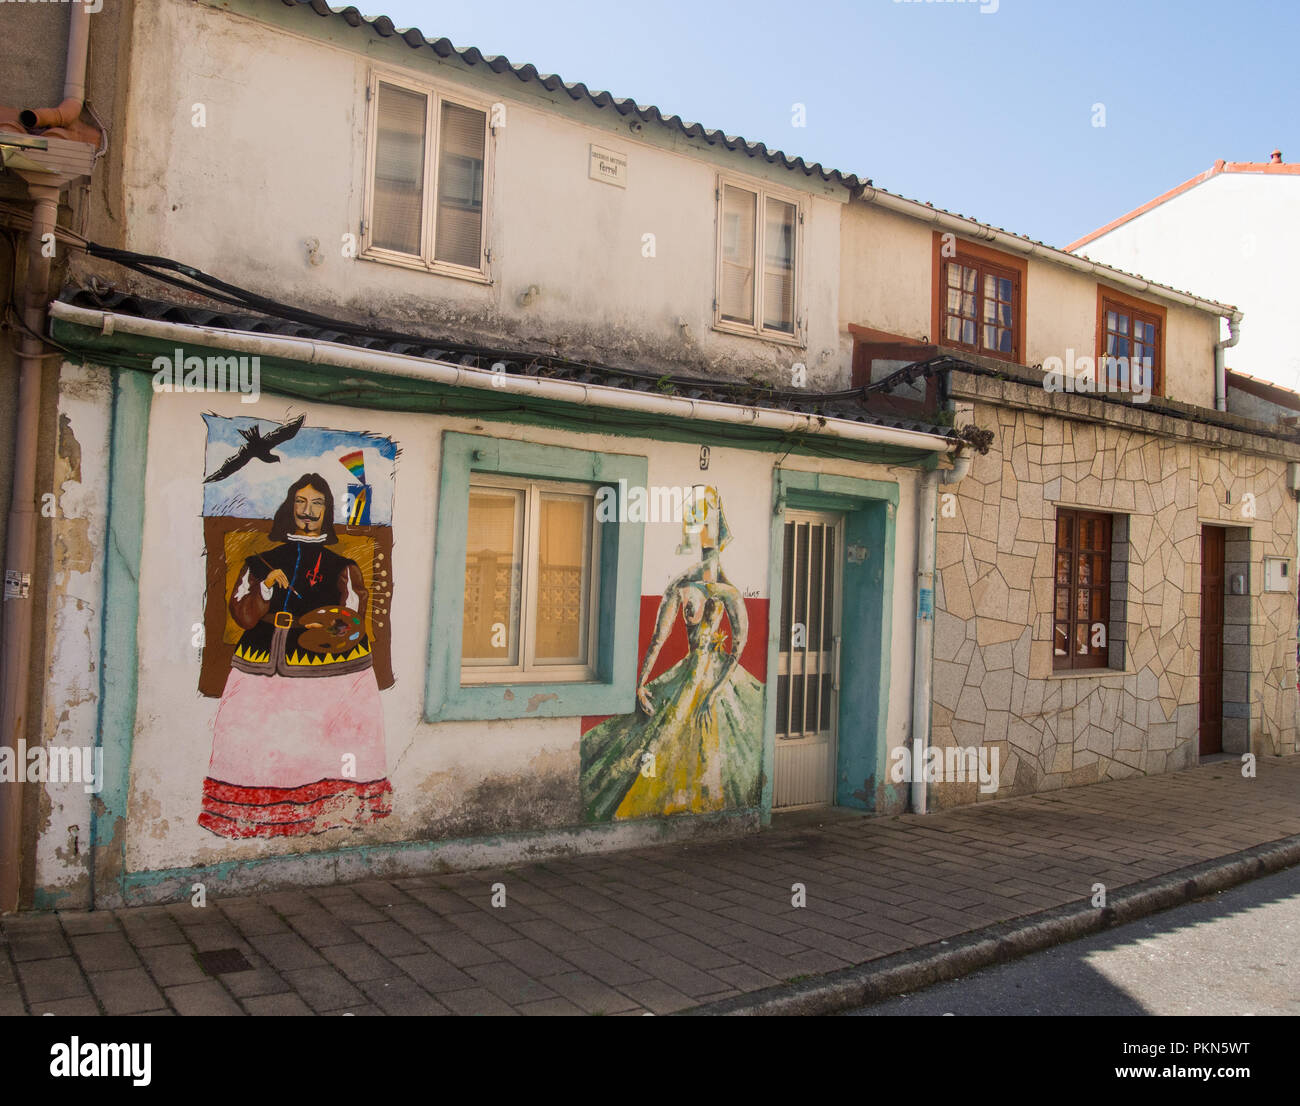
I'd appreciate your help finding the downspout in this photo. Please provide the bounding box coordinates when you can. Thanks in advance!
[910,449,972,815]
[1215,312,1242,413]
[18,4,91,132]
[0,3,93,913]
[0,183,60,913]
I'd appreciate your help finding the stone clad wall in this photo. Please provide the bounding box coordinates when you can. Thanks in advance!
[930,400,1299,807]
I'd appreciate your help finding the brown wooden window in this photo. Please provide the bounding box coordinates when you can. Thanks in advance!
[932,235,1026,364]
[1054,509,1112,670]
[1103,299,1161,395]
[1096,287,1165,398]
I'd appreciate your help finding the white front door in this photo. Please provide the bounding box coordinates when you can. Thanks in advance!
[773,510,843,809]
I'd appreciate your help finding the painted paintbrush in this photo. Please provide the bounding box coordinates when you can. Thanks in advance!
[252,553,303,598]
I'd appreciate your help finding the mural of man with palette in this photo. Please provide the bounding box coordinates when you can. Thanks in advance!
[196,414,399,839]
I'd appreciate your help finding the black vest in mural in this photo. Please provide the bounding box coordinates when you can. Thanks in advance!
[229,539,373,678]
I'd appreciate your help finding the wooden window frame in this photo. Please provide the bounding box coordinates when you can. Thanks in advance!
[931,233,1027,364]
[1095,285,1166,399]
[1053,508,1113,671]
[461,474,602,685]
[713,173,806,346]
[361,69,494,284]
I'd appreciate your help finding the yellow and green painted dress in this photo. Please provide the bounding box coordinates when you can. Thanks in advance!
[581,594,762,821]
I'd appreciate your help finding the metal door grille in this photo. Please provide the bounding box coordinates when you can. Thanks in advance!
[774,512,842,808]
[776,518,838,738]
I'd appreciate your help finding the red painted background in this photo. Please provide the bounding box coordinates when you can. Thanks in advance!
[581,595,768,734]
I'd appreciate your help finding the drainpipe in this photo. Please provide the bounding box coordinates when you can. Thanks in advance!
[1215,312,1242,413]
[910,449,972,815]
[18,4,91,133]
[0,182,60,913]
[0,3,93,914]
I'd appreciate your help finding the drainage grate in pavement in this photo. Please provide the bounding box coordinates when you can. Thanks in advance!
[194,948,254,975]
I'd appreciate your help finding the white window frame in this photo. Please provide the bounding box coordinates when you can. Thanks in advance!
[361,69,494,284]
[713,173,806,346]
[461,474,602,685]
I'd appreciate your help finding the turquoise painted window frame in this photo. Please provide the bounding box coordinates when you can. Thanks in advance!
[763,468,901,820]
[425,432,647,721]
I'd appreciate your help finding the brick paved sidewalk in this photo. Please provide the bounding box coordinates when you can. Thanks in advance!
[3,756,1299,1016]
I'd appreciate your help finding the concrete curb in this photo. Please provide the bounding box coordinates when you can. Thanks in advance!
[682,833,1300,1016]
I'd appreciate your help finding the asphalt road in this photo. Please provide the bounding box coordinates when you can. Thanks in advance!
[848,863,1300,1015]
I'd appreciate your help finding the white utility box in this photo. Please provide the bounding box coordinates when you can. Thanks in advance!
[1264,557,1291,593]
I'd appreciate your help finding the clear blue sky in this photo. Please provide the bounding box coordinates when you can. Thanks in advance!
[371,0,1296,250]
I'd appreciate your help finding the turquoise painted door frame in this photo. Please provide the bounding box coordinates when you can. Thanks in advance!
[764,470,901,820]
[82,370,152,910]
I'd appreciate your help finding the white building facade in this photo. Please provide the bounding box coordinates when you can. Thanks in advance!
[1068,156,1300,391]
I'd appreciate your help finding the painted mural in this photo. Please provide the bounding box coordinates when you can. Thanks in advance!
[197,414,398,839]
[581,487,764,820]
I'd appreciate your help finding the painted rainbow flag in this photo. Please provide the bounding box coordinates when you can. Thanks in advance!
[339,450,366,483]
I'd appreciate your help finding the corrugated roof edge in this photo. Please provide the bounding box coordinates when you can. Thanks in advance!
[855,184,1237,316]
[277,0,858,188]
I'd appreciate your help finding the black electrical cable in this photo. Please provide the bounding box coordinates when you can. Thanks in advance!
[81,241,928,411]
[66,243,1299,455]
[3,229,75,357]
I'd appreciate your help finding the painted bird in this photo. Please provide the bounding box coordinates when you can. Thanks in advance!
[203,414,306,484]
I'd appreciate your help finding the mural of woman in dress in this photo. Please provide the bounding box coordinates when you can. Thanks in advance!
[200,470,392,838]
[581,486,763,821]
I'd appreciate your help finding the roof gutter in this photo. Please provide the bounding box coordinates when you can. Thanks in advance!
[47,302,959,456]
[857,186,1237,321]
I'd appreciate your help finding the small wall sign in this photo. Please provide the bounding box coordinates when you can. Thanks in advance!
[589,144,628,188]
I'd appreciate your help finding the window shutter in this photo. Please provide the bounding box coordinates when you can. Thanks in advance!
[719,185,756,324]
[372,83,427,255]
[435,101,487,269]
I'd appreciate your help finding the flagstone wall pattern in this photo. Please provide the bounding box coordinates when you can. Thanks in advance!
[930,399,1299,807]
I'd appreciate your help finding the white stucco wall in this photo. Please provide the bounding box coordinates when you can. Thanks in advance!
[118,0,847,388]
[37,378,921,884]
[1073,172,1300,391]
